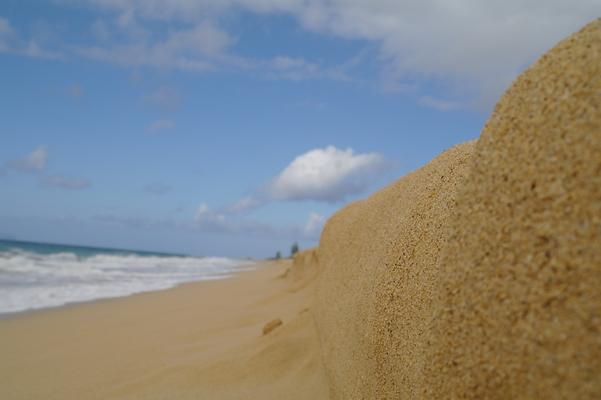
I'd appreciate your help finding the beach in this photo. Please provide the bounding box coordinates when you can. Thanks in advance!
[0,260,328,400]
[0,17,599,400]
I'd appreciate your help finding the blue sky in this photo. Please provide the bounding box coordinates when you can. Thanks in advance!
[0,1,598,257]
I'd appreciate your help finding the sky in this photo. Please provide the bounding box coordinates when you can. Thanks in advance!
[0,1,599,258]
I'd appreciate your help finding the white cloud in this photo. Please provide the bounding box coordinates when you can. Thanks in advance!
[76,21,231,71]
[266,55,351,81]
[220,146,389,217]
[161,21,232,56]
[79,0,601,105]
[227,196,264,214]
[194,202,326,241]
[195,203,276,236]
[268,146,389,202]
[147,119,175,133]
[8,146,48,172]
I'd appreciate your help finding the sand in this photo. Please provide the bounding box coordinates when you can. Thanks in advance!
[311,17,600,400]
[424,18,601,399]
[314,142,476,399]
[0,261,329,400]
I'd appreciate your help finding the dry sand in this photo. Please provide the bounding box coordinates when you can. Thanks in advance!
[312,17,600,400]
[424,18,601,399]
[0,261,329,400]
[314,141,476,399]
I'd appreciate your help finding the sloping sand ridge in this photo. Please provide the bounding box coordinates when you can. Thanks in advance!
[312,17,600,399]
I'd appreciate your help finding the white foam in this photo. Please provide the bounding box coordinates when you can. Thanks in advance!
[0,250,253,314]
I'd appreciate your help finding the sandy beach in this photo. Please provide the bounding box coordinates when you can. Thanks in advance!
[0,17,599,400]
[0,260,328,400]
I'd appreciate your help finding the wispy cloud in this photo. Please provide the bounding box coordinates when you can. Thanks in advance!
[42,174,91,190]
[75,20,230,72]
[21,40,62,60]
[0,18,63,59]
[147,119,175,134]
[72,0,600,107]
[2,146,91,190]
[144,86,181,112]
[195,203,325,240]
[6,146,48,172]
[143,182,172,194]
[418,96,468,112]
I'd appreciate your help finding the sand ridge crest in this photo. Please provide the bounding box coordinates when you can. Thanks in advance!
[313,17,600,399]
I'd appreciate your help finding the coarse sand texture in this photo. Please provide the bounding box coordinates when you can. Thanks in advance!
[313,18,600,399]
[314,141,476,399]
[424,18,601,399]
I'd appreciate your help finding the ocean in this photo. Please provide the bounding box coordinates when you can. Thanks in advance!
[0,239,253,314]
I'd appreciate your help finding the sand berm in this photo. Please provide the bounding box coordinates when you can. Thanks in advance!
[310,17,600,399]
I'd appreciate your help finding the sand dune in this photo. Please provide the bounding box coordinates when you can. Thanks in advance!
[312,18,600,399]
[314,141,476,398]
[424,18,601,399]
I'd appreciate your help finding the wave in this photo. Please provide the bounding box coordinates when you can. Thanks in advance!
[0,249,253,314]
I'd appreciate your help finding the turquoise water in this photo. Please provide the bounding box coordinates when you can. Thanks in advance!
[0,239,185,259]
[0,239,252,314]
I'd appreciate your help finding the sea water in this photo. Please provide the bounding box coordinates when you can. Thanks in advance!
[0,239,252,314]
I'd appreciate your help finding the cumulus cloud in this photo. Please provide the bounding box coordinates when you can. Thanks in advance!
[221,145,389,220]
[268,146,389,202]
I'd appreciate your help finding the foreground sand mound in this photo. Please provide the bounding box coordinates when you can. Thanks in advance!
[314,141,476,398]
[424,19,601,399]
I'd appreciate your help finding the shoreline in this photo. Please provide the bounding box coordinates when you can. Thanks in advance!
[0,258,329,400]
[0,261,262,321]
